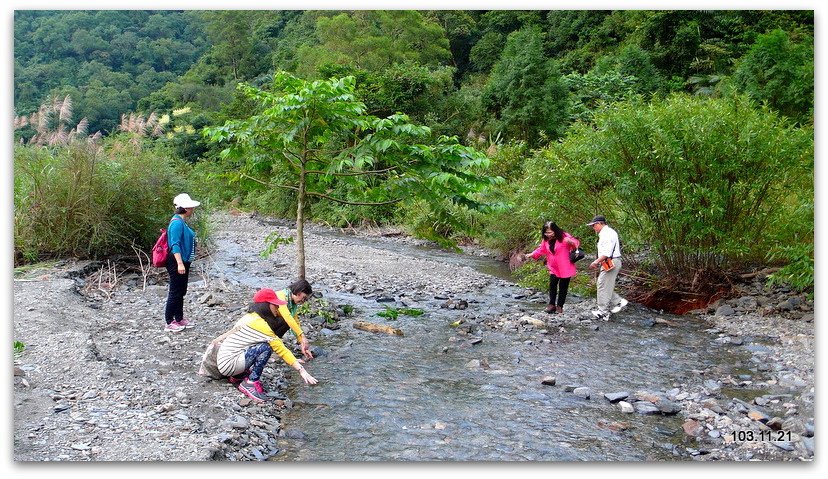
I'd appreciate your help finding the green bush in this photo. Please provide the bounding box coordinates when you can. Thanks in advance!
[14,141,200,263]
[509,94,812,288]
[733,29,814,125]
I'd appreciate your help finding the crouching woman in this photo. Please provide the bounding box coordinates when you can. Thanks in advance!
[199,288,317,402]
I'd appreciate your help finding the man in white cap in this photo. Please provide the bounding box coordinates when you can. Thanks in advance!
[587,215,628,320]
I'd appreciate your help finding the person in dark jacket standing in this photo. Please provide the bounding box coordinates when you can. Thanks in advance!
[164,193,200,332]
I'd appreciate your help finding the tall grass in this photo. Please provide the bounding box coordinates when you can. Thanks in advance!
[14,141,198,264]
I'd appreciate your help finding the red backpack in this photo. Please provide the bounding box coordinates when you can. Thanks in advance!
[151,217,180,267]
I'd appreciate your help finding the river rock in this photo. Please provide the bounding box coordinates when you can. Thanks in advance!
[541,376,556,386]
[766,417,785,430]
[772,441,794,451]
[283,428,306,440]
[655,398,682,415]
[520,316,546,328]
[748,409,770,423]
[222,415,250,430]
[633,401,661,415]
[604,392,629,403]
[683,419,703,436]
[573,387,591,399]
[776,300,794,311]
[618,401,634,413]
[715,305,735,316]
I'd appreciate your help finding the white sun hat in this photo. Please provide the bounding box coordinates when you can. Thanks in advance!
[173,193,201,208]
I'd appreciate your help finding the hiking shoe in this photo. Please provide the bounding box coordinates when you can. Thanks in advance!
[591,310,611,321]
[611,298,629,314]
[238,379,268,402]
[178,318,195,329]
[545,304,557,314]
[164,321,185,332]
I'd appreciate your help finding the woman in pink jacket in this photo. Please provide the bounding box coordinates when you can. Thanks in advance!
[524,221,580,314]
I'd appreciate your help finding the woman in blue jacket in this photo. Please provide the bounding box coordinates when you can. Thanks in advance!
[164,193,200,332]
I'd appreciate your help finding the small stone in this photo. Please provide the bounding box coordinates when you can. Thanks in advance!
[541,376,556,386]
[655,398,682,415]
[715,305,735,316]
[771,441,794,451]
[766,417,785,430]
[604,392,630,403]
[633,401,661,415]
[748,409,770,423]
[573,387,591,399]
[683,419,703,436]
[618,401,634,414]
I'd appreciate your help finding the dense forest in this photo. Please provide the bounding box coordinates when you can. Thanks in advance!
[13,10,814,303]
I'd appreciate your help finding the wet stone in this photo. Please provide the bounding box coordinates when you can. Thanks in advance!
[655,398,681,415]
[604,392,630,403]
[573,387,591,399]
[541,376,556,386]
[633,401,661,415]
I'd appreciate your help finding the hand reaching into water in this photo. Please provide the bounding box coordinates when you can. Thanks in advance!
[294,360,317,385]
[299,368,318,385]
[300,337,314,360]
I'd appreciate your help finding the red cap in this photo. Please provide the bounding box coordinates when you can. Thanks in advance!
[252,288,287,306]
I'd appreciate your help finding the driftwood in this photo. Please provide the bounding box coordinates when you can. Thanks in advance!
[353,321,404,336]
[739,267,782,280]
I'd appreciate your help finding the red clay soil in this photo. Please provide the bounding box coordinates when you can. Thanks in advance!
[631,285,730,315]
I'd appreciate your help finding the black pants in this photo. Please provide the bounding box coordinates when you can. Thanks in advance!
[165,254,191,324]
[549,275,571,307]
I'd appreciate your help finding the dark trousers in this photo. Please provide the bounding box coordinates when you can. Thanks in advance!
[549,275,571,307]
[165,254,191,324]
[244,343,273,382]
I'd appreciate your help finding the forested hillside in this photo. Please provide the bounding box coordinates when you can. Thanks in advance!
[13,10,814,300]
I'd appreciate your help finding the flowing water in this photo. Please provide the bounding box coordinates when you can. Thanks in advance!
[209,228,751,461]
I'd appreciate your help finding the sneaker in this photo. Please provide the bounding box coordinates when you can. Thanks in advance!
[238,379,268,402]
[228,370,249,385]
[178,318,195,329]
[164,321,185,332]
[611,298,629,314]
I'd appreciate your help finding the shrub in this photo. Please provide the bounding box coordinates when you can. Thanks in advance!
[14,141,199,263]
[526,94,812,288]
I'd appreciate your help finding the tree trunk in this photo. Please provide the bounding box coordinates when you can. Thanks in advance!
[296,165,306,280]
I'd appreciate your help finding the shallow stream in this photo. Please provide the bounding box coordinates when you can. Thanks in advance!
[208,227,751,461]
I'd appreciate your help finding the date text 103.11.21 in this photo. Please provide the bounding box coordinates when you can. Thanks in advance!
[730,430,792,442]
